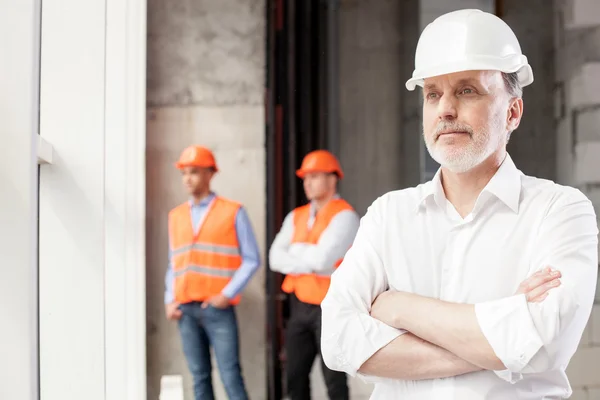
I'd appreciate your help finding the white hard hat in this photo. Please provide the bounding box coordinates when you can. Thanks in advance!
[405,9,533,91]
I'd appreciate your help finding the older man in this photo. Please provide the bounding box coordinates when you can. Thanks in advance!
[320,9,598,399]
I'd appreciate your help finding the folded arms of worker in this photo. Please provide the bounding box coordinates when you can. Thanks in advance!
[320,191,598,383]
[164,206,261,304]
[268,209,360,276]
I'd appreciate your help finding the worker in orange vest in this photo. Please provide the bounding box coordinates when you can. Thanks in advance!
[164,145,261,400]
[269,150,359,400]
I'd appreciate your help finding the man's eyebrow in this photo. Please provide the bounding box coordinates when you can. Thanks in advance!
[423,78,482,94]
[423,83,438,92]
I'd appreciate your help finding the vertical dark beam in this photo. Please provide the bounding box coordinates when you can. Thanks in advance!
[265,0,283,398]
[326,0,339,156]
[495,0,504,18]
[293,0,314,202]
[297,0,314,160]
[286,0,298,211]
[317,0,328,150]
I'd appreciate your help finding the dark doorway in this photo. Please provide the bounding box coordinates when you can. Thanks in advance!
[265,0,339,398]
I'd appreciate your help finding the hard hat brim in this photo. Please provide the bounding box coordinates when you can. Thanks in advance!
[175,162,218,172]
[405,58,534,91]
[296,168,343,180]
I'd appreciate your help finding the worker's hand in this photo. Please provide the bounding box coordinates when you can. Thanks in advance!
[515,266,562,303]
[202,293,230,309]
[165,301,182,320]
[370,290,401,328]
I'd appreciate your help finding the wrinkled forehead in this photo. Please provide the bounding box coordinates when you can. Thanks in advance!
[422,70,503,91]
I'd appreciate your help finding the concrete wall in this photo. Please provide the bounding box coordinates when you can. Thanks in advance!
[554,0,600,398]
[338,0,421,216]
[145,1,266,399]
[337,0,404,216]
[502,0,557,180]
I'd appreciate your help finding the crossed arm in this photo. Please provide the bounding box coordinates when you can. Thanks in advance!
[268,209,360,275]
[358,269,559,380]
[320,191,598,382]
[358,270,557,380]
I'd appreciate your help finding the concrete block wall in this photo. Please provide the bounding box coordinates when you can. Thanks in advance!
[555,0,600,398]
[337,0,407,215]
[145,1,266,399]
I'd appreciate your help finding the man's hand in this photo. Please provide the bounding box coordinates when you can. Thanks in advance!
[165,301,182,320]
[516,266,562,302]
[202,293,230,309]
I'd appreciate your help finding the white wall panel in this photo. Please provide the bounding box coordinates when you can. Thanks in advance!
[0,1,41,399]
[39,0,107,398]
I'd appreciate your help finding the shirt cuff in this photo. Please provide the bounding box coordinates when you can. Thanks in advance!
[475,294,544,382]
[347,314,406,377]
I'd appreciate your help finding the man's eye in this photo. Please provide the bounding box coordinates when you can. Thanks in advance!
[461,88,474,94]
[426,93,438,99]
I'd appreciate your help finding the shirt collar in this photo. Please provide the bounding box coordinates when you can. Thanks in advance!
[415,169,445,213]
[415,154,522,214]
[480,154,522,213]
[189,191,216,207]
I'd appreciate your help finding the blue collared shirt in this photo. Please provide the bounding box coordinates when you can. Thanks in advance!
[164,192,261,304]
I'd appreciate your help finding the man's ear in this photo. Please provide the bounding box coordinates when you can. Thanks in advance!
[507,97,523,132]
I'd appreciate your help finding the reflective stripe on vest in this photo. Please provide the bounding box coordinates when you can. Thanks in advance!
[281,198,354,305]
[169,196,242,304]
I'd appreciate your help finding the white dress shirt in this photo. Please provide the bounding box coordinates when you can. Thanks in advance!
[269,198,360,276]
[320,155,599,399]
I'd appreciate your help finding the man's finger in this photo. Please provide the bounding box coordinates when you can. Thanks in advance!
[526,278,561,301]
[201,301,209,309]
[517,268,561,294]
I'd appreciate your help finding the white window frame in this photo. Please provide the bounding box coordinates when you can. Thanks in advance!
[36,0,147,398]
[103,0,148,398]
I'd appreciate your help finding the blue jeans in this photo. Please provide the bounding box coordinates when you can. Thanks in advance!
[178,302,249,400]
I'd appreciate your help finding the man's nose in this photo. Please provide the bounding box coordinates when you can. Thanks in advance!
[437,94,458,120]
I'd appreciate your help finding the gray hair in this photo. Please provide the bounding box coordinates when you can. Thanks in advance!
[501,72,523,99]
[502,72,522,142]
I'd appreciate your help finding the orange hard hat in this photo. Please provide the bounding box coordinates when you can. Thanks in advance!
[175,145,218,171]
[296,150,344,180]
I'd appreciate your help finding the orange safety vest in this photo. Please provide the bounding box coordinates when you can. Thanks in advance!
[168,196,243,305]
[281,198,354,305]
